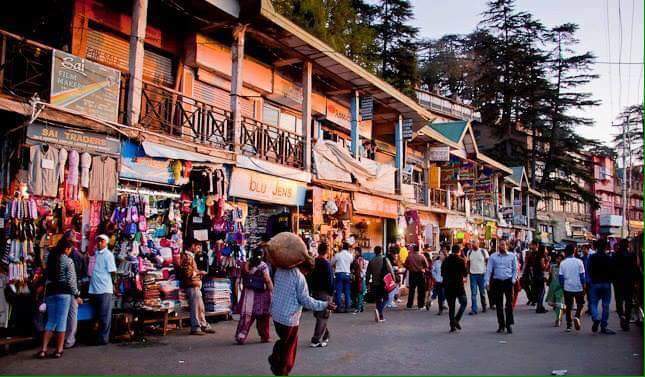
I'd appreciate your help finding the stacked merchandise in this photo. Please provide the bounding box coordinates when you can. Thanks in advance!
[159,280,184,312]
[142,273,161,308]
[203,277,231,314]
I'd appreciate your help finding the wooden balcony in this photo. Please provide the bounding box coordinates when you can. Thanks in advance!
[0,30,53,101]
[240,116,305,169]
[140,82,232,150]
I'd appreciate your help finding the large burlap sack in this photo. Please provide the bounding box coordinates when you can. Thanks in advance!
[267,232,309,269]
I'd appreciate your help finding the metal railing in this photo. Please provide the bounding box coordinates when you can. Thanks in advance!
[240,116,305,169]
[140,81,232,149]
[413,183,427,206]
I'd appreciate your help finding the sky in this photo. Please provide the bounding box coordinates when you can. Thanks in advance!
[410,0,644,146]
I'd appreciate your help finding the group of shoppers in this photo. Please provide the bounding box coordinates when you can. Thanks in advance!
[37,233,116,358]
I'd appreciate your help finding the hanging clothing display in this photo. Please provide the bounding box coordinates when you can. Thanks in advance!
[28,144,60,197]
[88,156,118,202]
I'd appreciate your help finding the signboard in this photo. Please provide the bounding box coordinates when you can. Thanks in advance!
[325,99,351,129]
[51,49,121,122]
[229,168,306,206]
[402,118,414,140]
[427,146,450,162]
[353,192,399,219]
[27,123,120,155]
[120,141,175,185]
[443,214,467,229]
[360,96,373,120]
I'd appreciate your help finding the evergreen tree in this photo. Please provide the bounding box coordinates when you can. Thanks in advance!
[372,0,419,93]
[612,103,644,162]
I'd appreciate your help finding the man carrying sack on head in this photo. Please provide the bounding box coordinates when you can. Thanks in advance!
[267,233,336,376]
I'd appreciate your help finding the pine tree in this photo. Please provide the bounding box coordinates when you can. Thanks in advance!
[613,103,644,162]
[372,0,420,93]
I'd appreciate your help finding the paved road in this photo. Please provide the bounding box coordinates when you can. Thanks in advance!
[1,296,642,375]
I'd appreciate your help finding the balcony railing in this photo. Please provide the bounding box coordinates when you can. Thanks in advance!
[140,82,232,149]
[429,188,448,208]
[240,117,305,169]
[471,201,497,218]
[413,183,427,206]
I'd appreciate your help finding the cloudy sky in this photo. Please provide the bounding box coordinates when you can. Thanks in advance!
[411,0,644,146]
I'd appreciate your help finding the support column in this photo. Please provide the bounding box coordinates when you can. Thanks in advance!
[302,61,313,171]
[230,24,247,152]
[526,192,531,229]
[126,0,148,126]
[395,114,404,194]
[423,143,430,206]
[502,182,506,207]
[350,90,360,158]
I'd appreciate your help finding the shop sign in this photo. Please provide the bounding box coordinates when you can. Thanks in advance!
[360,96,373,120]
[27,123,120,155]
[352,192,398,219]
[229,168,306,206]
[402,118,414,140]
[325,99,352,129]
[120,141,175,185]
[427,146,450,162]
[51,49,121,122]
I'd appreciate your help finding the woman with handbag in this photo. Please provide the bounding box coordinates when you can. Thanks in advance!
[366,246,394,323]
[235,247,273,344]
[36,238,82,359]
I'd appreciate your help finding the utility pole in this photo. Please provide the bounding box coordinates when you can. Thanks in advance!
[621,114,629,238]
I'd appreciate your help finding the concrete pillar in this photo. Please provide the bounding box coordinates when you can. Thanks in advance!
[126,0,148,126]
[230,24,247,152]
[526,192,531,229]
[302,61,313,171]
[395,114,404,193]
[350,90,360,158]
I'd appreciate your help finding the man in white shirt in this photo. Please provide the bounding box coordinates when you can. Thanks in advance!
[331,242,354,313]
[559,244,586,332]
[467,240,489,315]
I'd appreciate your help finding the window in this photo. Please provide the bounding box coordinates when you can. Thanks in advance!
[262,105,280,127]
[263,104,302,135]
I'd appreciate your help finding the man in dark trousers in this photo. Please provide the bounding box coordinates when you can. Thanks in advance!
[485,240,518,334]
[588,239,616,334]
[613,239,639,331]
[442,244,468,332]
[309,243,334,347]
[405,245,429,310]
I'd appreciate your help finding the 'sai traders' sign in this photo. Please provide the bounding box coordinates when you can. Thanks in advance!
[27,123,120,155]
[50,50,121,122]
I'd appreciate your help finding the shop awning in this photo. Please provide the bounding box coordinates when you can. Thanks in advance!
[443,214,467,229]
[142,141,228,164]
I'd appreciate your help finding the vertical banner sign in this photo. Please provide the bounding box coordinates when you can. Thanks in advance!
[402,118,414,140]
[359,96,374,120]
[51,50,121,122]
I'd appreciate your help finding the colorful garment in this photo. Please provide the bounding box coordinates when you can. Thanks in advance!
[235,262,271,344]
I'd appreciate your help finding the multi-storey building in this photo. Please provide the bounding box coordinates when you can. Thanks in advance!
[0,0,522,258]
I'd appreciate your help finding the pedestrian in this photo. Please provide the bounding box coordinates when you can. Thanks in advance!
[466,240,488,315]
[331,242,353,313]
[587,239,615,335]
[178,240,215,335]
[422,248,434,311]
[63,230,86,349]
[522,241,536,306]
[268,258,335,376]
[546,252,565,327]
[511,243,524,308]
[431,250,447,315]
[310,243,334,347]
[578,244,592,314]
[532,243,550,313]
[559,244,586,332]
[385,246,401,308]
[442,245,468,332]
[350,247,367,313]
[485,240,518,334]
[613,239,639,331]
[235,247,273,344]
[36,238,82,359]
[404,245,429,310]
[89,234,117,345]
[366,246,394,322]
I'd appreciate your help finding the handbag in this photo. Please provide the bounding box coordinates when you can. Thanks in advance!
[243,270,266,291]
[381,257,396,293]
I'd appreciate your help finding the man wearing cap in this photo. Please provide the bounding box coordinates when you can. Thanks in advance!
[89,234,117,345]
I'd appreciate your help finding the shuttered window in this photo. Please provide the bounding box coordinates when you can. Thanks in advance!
[86,27,175,87]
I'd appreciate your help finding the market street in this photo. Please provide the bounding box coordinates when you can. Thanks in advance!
[2,297,642,376]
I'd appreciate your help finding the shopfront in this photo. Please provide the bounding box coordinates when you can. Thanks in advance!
[352,192,399,253]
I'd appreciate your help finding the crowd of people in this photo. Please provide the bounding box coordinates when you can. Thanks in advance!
[31,230,642,376]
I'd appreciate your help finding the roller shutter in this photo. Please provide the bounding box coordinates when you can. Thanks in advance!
[192,80,254,117]
[86,28,175,87]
